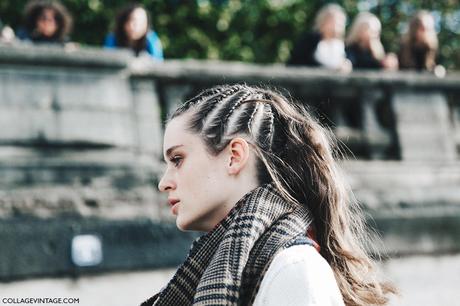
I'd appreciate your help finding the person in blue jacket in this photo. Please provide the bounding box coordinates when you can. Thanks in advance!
[104,3,163,60]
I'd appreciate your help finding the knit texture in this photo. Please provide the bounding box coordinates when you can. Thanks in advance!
[141,184,313,306]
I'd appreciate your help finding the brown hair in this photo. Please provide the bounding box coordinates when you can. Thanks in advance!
[23,0,72,42]
[170,84,396,306]
[399,10,438,70]
[114,3,150,56]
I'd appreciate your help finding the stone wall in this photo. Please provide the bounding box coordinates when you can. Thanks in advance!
[1,43,459,280]
[0,44,164,222]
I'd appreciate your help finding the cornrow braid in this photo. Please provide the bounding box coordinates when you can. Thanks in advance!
[174,87,225,116]
[184,86,244,132]
[225,102,254,136]
[247,103,260,133]
[200,85,243,119]
[201,90,252,149]
[173,85,240,119]
[253,103,275,152]
[266,104,275,152]
[234,97,276,152]
[222,90,253,124]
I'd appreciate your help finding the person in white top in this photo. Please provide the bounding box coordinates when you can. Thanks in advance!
[288,4,351,72]
[142,84,396,306]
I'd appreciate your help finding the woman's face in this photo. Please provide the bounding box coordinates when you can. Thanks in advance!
[36,8,57,37]
[321,13,346,39]
[358,23,380,46]
[158,115,236,232]
[124,8,148,41]
[415,15,435,44]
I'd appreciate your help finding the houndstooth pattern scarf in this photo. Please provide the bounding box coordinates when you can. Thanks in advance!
[141,183,313,306]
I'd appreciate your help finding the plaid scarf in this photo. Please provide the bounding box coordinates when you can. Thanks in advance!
[141,184,313,306]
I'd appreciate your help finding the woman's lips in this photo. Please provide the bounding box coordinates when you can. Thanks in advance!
[168,198,180,215]
[168,198,180,206]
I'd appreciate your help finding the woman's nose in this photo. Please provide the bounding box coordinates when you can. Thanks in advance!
[158,173,175,192]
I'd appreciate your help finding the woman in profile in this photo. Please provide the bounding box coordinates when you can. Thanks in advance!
[19,0,72,44]
[346,12,398,70]
[142,84,395,306]
[104,3,163,60]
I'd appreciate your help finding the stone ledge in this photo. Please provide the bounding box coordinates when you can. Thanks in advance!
[1,44,459,90]
[0,218,196,281]
[372,213,460,256]
[130,59,460,91]
[0,43,131,69]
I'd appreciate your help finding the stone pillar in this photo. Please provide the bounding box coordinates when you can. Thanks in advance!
[361,90,392,159]
[392,90,457,161]
[130,79,163,159]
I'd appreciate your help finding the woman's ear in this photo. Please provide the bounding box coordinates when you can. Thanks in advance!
[227,138,250,175]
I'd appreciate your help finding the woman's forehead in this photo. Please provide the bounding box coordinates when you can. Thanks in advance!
[131,7,147,19]
[163,116,196,151]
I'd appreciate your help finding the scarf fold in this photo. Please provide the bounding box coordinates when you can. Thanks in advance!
[142,183,313,306]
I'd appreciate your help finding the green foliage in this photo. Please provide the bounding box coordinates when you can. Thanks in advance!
[0,0,459,69]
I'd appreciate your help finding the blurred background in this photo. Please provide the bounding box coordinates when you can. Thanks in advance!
[1,0,460,68]
[0,0,459,305]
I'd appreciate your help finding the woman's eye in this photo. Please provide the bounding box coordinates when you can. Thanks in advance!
[170,156,182,167]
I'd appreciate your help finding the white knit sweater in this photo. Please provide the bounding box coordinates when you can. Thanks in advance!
[253,245,345,306]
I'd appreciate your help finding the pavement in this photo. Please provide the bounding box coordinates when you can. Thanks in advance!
[1,254,460,306]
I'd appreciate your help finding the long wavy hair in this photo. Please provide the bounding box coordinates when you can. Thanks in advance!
[169,84,396,306]
[399,10,438,71]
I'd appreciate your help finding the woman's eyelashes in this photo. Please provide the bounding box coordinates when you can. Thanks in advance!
[170,155,183,167]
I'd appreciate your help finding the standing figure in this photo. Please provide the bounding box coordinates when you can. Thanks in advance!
[142,84,395,306]
[104,4,163,60]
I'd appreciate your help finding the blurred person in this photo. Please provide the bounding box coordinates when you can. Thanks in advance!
[18,0,72,44]
[288,4,351,72]
[0,19,16,43]
[142,84,396,306]
[104,3,163,60]
[346,12,398,70]
[399,10,444,76]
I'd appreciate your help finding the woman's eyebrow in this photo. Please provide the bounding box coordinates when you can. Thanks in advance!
[164,145,184,160]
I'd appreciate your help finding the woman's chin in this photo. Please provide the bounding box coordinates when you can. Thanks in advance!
[176,218,209,232]
[176,217,192,232]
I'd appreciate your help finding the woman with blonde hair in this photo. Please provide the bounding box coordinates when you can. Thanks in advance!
[346,12,398,70]
[142,84,395,306]
[399,10,439,71]
[288,4,351,71]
